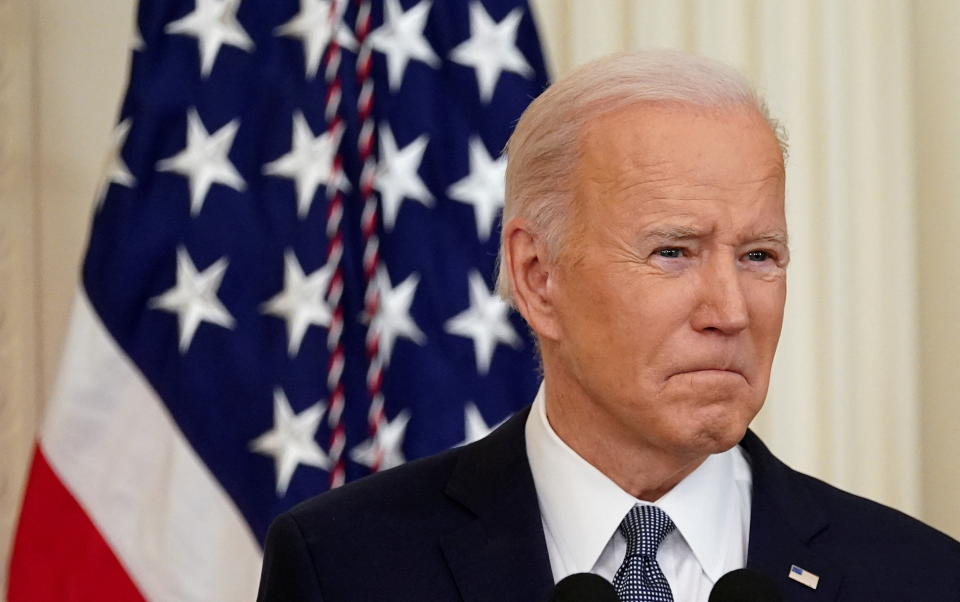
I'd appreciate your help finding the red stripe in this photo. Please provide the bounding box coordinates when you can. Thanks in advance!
[7,445,146,602]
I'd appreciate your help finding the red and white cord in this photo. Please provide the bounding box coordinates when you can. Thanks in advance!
[355,0,386,473]
[323,1,348,489]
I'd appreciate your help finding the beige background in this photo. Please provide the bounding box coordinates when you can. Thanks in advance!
[2,0,958,593]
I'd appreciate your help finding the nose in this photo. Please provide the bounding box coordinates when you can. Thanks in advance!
[690,254,749,335]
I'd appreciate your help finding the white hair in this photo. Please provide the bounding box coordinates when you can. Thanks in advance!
[495,49,787,304]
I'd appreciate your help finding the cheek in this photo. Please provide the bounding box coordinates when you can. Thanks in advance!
[603,275,693,331]
[621,274,704,325]
[556,262,704,370]
[594,279,702,389]
[743,280,787,374]
[748,281,786,338]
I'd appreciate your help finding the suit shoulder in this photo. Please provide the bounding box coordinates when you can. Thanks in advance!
[743,431,960,561]
[745,430,960,597]
[282,443,468,537]
[258,512,325,602]
[803,471,957,547]
[281,406,531,533]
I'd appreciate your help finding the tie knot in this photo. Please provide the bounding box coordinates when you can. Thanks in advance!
[619,505,675,559]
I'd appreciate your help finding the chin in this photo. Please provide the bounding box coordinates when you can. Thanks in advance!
[693,423,747,453]
[675,403,756,456]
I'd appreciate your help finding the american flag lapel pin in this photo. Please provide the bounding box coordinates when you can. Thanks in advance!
[788,564,820,590]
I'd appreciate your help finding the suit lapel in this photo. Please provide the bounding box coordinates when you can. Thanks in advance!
[743,430,844,601]
[440,407,554,602]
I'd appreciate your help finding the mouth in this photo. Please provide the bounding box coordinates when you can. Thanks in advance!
[669,368,746,381]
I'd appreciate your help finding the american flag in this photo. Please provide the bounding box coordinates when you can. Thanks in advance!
[8,0,548,599]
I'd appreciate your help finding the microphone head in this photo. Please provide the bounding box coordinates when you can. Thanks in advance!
[546,573,618,602]
[709,568,783,602]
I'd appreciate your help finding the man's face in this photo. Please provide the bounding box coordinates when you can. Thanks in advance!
[545,102,787,459]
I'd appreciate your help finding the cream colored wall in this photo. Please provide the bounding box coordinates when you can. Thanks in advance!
[0,0,41,589]
[34,1,135,394]
[2,0,958,589]
[0,0,134,592]
[913,1,960,543]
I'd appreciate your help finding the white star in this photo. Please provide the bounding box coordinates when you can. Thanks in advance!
[371,269,425,366]
[165,0,254,78]
[458,402,505,446]
[261,250,335,356]
[275,0,357,80]
[250,388,330,496]
[449,2,532,103]
[446,137,506,241]
[149,246,235,353]
[350,409,412,471]
[263,112,349,219]
[375,124,433,231]
[157,109,246,217]
[369,0,440,91]
[95,118,137,209]
[445,270,521,374]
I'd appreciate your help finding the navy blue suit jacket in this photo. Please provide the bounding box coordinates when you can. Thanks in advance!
[257,407,960,601]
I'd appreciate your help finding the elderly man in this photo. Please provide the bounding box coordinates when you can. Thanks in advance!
[257,50,960,601]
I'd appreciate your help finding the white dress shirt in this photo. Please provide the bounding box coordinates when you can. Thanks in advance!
[525,383,753,602]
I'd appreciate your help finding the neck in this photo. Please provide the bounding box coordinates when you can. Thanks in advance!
[542,378,708,502]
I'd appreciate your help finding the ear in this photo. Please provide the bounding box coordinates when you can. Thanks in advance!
[502,218,562,341]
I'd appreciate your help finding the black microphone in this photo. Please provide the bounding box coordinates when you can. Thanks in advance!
[546,573,619,602]
[709,568,783,602]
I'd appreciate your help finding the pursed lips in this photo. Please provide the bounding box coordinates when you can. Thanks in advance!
[669,364,747,381]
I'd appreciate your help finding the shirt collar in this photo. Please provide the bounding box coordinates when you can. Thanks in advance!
[525,381,749,583]
[654,436,748,582]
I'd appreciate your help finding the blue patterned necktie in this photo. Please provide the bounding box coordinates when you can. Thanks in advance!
[613,504,676,602]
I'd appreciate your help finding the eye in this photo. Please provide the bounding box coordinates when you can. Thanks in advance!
[655,248,683,259]
[745,250,772,262]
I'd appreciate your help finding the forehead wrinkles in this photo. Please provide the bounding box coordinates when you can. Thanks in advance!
[618,170,786,205]
[568,175,786,261]
[566,105,784,246]
[583,160,784,224]
[581,140,782,203]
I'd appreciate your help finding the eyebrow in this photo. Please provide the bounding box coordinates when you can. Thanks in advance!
[643,226,706,241]
[751,231,790,247]
[641,226,789,246]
